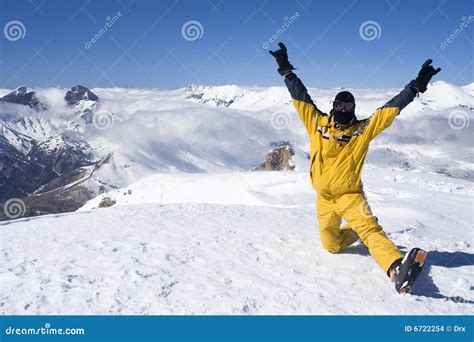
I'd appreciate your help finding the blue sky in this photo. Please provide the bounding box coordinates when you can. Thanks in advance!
[0,0,472,89]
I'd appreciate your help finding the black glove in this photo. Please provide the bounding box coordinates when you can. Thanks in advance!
[409,59,441,93]
[269,42,294,77]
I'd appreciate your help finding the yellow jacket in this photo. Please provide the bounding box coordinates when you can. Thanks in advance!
[285,73,416,199]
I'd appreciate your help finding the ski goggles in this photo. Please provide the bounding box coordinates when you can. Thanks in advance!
[333,100,355,112]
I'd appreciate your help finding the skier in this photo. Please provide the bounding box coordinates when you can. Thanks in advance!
[269,42,441,293]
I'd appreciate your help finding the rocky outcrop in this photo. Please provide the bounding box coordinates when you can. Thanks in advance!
[254,145,295,171]
[98,196,116,208]
[64,85,100,126]
[65,85,99,106]
[0,185,93,222]
[0,86,46,111]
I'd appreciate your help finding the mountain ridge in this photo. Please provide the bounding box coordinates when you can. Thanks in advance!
[1,81,472,220]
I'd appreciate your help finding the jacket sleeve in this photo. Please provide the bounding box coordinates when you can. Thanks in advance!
[359,85,416,142]
[284,73,324,135]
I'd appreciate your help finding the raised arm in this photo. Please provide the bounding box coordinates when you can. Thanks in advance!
[359,59,441,142]
[269,42,324,135]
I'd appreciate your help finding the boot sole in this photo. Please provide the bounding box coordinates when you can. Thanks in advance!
[415,250,427,265]
[399,249,427,294]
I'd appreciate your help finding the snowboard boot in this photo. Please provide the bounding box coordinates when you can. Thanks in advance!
[389,248,427,294]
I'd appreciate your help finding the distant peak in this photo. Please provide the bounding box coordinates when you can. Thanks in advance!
[65,85,99,106]
[14,86,28,94]
[0,86,46,111]
[430,80,453,87]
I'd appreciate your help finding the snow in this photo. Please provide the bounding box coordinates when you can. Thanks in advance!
[422,81,474,109]
[83,81,473,190]
[1,80,473,190]
[1,125,35,154]
[80,172,314,210]
[461,82,474,96]
[0,81,473,315]
[1,169,473,315]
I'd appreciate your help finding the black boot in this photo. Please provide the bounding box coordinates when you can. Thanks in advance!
[391,248,427,294]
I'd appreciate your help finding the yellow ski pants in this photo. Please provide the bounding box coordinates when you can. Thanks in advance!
[316,192,403,273]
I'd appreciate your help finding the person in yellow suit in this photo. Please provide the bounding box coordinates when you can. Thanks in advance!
[269,42,441,293]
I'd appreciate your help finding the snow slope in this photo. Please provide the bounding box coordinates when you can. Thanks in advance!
[1,169,472,315]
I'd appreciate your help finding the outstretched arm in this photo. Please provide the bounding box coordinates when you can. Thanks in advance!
[360,59,441,142]
[269,42,324,135]
[284,73,324,136]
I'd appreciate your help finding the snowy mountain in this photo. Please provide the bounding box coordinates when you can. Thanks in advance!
[0,86,47,111]
[0,86,102,215]
[188,81,474,179]
[1,81,473,219]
